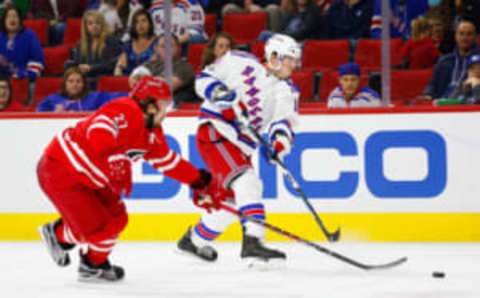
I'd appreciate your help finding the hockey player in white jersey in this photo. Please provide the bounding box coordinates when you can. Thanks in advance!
[177,34,301,267]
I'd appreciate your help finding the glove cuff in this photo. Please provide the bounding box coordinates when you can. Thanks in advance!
[271,133,292,155]
[108,153,129,162]
[212,85,236,102]
[190,169,212,189]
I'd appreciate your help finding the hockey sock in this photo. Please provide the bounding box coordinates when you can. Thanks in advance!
[191,221,221,247]
[239,203,266,239]
[86,238,117,265]
[54,220,76,250]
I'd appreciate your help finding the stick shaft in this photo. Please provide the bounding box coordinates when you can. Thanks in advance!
[248,126,340,241]
[220,203,406,270]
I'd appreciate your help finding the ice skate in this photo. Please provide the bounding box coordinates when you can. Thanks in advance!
[78,253,125,282]
[38,220,74,267]
[241,234,286,269]
[177,227,218,262]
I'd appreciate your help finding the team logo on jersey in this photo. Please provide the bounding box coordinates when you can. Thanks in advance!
[114,113,128,129]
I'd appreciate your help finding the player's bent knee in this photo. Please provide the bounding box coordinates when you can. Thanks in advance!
[84,213,128,243]
[110,212,128,235]
[231,169,263,205]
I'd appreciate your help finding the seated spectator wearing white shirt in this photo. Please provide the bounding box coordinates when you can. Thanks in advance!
[98,0,124,36]
[327,62,382,108]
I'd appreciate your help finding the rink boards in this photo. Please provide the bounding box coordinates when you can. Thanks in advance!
[1,107,480,241]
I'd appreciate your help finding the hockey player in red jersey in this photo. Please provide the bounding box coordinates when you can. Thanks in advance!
[37,76,225,282]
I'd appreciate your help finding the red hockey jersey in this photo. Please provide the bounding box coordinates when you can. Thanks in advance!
[43,96,200,190]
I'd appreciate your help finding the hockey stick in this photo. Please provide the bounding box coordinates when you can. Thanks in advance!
[220,203,407,270]
[248,125,341,242]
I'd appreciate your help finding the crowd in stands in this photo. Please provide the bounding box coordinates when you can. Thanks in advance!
[0,0,479,112]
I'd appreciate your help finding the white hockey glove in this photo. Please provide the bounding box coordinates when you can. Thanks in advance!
[263,132,292,164]
[211,84,249,126]
[211,84,237,103]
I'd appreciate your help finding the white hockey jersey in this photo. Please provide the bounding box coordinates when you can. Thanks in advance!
[196,50,300,156]
[187,0,208,39]
[150,0,190,37]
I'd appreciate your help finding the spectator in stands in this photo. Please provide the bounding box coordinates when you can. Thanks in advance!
[64,10,123,80]
[27,0,83,46]
[421,19,478,100]
[37,67,126,112]
[86,0,101,9]
[201,32,235,69]
[314,0,336,15]
[399,16,440,69]
[187,0,209,43]
[257,0,323,42]
[424,6,447,53]
[327,62,381,108]
[222,1,282,32]
[133,34,196,104]
[87,0,152,10]
[114,9,156,76]
[439,0,480,37]
[200,0,225,14]
[99,0,124,36]
[0,75,11,111]
[436,0,480,54]
[450,54,480,103]
[323,0,373,40]
[0,0,30,19]
[0,7,44,81]
[151,0,191,45]
[111,0,147,42]
[370,0,429,40]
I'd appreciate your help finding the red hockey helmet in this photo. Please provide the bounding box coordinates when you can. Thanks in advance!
[130,76,172,106]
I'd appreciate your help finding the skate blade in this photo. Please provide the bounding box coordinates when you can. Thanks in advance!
[242,257,286,271]
[37,226,46,243]
[77,275,124,283]
[37,225,70,267]
[78,269,125,283]
[37,226,58,263]
[174,247,218,262]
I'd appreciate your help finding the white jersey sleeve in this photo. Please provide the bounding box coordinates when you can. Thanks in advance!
[266,80,299,144]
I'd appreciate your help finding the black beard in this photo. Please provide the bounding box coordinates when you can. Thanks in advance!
[145,113,155,129]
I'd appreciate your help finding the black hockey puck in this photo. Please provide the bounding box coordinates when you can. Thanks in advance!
[432,271,445,278]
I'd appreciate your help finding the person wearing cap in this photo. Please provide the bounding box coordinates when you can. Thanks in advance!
[327,62,381,108]
[450,54,480,104]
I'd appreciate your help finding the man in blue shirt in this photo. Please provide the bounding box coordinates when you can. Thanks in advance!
[422,19,478,100]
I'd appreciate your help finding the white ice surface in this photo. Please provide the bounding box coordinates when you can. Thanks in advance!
[0,242,479,298]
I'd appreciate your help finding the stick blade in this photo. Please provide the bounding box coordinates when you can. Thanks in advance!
[362,257,408,270]
[327,227,341,242]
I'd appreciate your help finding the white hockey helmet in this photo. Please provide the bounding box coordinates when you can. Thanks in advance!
[264,34,301,69]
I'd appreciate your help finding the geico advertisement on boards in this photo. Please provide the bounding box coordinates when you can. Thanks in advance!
[1,112,479,213]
